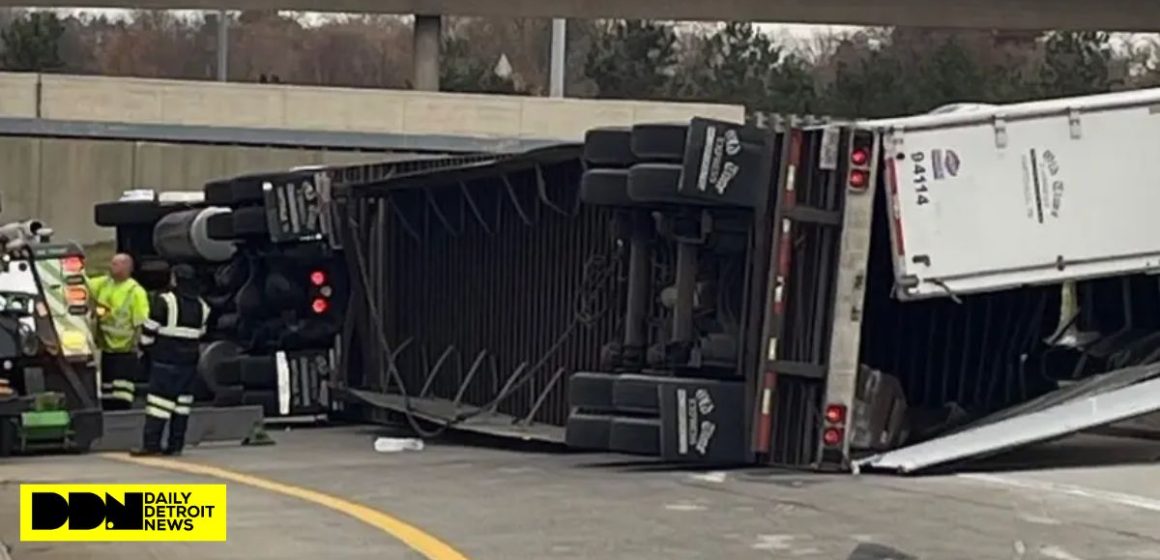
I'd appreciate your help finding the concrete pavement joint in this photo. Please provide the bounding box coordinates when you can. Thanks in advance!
[101,453,470,560]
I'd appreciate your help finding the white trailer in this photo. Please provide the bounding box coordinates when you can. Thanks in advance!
[754,88,1160,472]
[871,88,1160,300]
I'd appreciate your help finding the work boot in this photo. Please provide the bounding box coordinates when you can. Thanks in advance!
[162,446,183,457]
[139,415,167,456]
[167,401,190,456]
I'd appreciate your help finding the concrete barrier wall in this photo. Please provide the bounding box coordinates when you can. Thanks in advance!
[0,73,746,141]
[0,137,419,243]
[0,73,747,243]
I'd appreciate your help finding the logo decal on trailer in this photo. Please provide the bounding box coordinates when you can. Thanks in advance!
[724,129,741,156]
[931,149,961,180]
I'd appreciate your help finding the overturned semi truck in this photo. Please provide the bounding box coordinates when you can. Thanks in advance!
[95,86,1160,472]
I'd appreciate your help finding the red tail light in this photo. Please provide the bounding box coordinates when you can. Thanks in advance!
[62,256,85,274]
[849,169,869,190]
[309,270,327,287]
[824,404,847,424]
[822,427,844,447]
[850,148,869,166]
[311,297,329,314]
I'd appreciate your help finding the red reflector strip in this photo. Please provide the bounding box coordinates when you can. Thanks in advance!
[772,132,802,316]
[754,130,805,458]
[886,159,906,256]
[752,371,777,453]
[772,222,791,315]
[788,129,803,165]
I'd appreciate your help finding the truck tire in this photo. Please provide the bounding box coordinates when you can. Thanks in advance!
[580,169,634,207]
[214,359,242,386]
[94,201,167,227]
[608,417,661,456]
[205,177,265,207]
[241,390,279,417]
[631,123,689,163]
[206,168,318,207]
[191,375,214,403]
[584,127,634,167]
[231,207,269,237]
[565,413,613,450]
[153,207,237,263]
[200,340,242,390]
[568,371,617,412]
[612,374,662,414]
[214,259,250,291]
[206,211,235,241]
[213,385,244,407]
[627,163,684,205]
[215,312,240,334]
[239,356,277,389]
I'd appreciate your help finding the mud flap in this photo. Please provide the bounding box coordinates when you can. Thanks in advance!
[854,363,1160,474]
[658,378,749,463]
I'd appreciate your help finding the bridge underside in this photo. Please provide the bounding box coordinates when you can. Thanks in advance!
[1,0,1154,31]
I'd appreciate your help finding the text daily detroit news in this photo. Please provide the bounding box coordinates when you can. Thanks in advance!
[20,484,228,542]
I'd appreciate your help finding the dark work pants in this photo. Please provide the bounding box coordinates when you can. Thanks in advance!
[100,352,141,411]
[141,360,197,453]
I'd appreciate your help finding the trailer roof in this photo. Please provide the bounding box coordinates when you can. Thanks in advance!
[858,86,1160,133]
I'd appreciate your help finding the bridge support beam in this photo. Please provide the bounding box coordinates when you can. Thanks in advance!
[413,15,441,91]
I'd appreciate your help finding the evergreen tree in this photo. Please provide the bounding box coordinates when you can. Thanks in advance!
[673,23,817,115]
[0,12,65,72]
[1038,31,1115,97]
[584,20,678,99]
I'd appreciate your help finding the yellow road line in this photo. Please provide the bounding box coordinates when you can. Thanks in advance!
[103,453,469,560]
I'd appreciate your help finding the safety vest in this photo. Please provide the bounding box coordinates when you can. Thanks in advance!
[141,291,210,365]
[90,276,149,353]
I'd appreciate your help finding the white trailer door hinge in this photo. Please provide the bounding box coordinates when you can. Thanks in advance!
[1068,108,1082,139]
[992,115,1008,148]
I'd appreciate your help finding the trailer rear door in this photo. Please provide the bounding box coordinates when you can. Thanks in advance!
[854,362,1160,473]
[877,88,1160,301]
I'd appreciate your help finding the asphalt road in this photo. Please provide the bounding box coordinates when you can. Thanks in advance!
[3,426,1159,560]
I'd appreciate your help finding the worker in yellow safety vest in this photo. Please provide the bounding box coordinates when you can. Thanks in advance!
[89,253,150,409]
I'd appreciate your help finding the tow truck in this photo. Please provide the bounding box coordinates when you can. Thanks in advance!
[0,214,102,455]
[92,86,1160,473]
